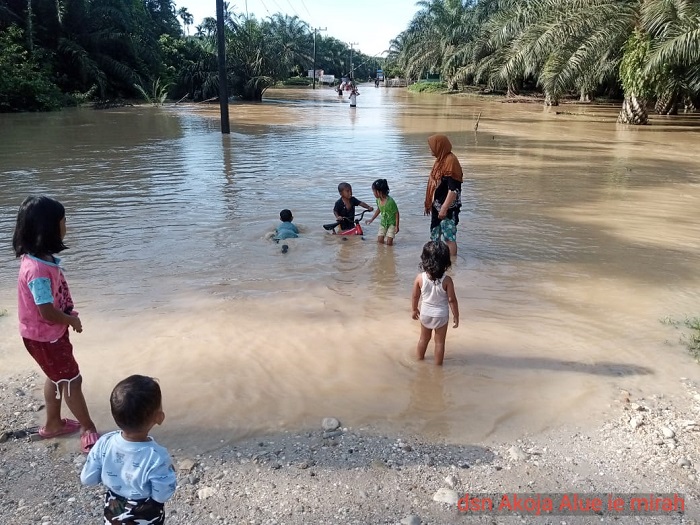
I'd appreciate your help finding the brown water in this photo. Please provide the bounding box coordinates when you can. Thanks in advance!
[1,86,700,453]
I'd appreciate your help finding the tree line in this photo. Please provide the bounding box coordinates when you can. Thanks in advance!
[385,0,700,124]
[0,0,379,111]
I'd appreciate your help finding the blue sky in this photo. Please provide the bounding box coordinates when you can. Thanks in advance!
[173,0,418,56]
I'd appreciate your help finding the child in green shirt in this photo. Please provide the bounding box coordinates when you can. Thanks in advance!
[365,179,400,246]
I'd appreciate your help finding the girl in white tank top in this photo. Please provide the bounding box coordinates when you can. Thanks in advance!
[411,241,460,365]
[419,273,449,325]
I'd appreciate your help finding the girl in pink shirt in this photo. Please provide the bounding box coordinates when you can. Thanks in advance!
[13,196,100,453]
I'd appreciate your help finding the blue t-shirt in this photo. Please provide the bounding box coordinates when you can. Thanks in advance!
[275,222,299,240]
[81,431,177,503]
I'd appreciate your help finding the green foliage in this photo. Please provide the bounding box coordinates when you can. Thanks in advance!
[2,0,699,113]
[159,34,214,101]
[0,26,62,112]
[384,66,403,78]
[0,0,182,108]
[388,0,699,123]
[0,0,382,108]
[661,315,700,360]
[177,7,194,35]
[408,80,448,93]
[619,29,654,99]
[134,78,171,105]
[72,85,99,104]
[224,15,310,100]
[157,34,199,98]
[686,318,700,359]
[143,0,182,39]
[181,12,375,100]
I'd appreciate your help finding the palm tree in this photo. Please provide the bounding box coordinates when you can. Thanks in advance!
[177,8,340,101]
[178,36,219,101]
[225,15,276,100]
[394,0,477,86]
[177,6,194,36]
[469,0,623,102]
[51,0,177,98]
[317,36,350,77]
[198,16,217,38]
[266,13,312,75]
[644,0,700,114]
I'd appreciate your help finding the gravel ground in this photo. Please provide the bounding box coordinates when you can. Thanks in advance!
[1,371,700,525]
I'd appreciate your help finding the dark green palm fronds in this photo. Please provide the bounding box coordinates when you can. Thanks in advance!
[57,37,107,95]
[644,0,700,73]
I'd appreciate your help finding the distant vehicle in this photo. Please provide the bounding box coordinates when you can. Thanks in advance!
[376,69,384,81]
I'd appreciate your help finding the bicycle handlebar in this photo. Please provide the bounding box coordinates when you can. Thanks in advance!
[323,208,374,231]
[355,209,372,221]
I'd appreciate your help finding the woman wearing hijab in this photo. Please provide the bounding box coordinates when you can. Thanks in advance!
[425,134,463,256]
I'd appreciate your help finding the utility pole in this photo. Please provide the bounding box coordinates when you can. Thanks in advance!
[312,27,327,90]
[216,0,230,134]
[348,42,358,80]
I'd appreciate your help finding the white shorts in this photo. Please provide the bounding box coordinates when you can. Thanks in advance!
[377,225,397,239]
[419,314,448,330]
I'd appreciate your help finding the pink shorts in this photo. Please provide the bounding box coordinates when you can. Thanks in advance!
[23,330,80,383]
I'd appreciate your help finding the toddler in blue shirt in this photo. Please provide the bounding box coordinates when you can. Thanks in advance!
[275,209,299,241]
[81,375,177,524]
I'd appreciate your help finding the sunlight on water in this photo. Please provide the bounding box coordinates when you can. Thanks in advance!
[1,86,700,451]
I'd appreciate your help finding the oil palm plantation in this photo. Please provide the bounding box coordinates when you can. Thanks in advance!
[0,0,182,103]
[183,11,321,101]
[56,0,150,97]
[471,0,631,104]
[394,0,473,84]
[392,0,700,124]
[315,36,351,77]
[475,0,700,123]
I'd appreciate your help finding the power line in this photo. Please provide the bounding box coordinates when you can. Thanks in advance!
[298,0,313,21]
[258,0,271,16]
[285,0,299,17]
[269,0,284,15]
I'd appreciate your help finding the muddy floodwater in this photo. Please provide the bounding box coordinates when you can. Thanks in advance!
[1,86,699,452]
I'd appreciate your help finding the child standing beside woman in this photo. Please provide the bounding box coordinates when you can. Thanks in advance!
[412,240,459,366]
[12,195,100,452]
[365,178,400,246]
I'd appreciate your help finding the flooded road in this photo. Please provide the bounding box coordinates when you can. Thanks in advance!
[1,86,700,452]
